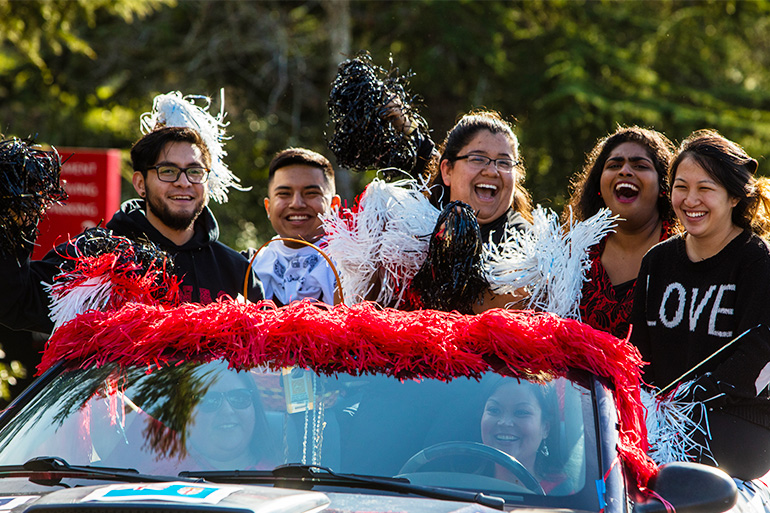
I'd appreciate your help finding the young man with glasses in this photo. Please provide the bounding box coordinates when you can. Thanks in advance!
[0,126,263,335]
[124,126,262,304]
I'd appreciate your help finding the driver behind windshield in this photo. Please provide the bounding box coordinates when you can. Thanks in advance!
[480,378,565,493]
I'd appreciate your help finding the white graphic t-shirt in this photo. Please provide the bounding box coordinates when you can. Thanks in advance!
[251,237,336,305]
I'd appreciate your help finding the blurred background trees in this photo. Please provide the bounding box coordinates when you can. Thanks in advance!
[3,0,770,246]
[2,0,770,402]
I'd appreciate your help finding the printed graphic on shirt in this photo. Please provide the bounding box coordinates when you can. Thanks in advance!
[253,241,335,305]
[646,278,736,338]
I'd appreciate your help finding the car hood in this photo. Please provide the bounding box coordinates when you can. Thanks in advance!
[0,481,330,513]
[0,479,527,513]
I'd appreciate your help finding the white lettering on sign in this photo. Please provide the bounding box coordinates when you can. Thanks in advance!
[48,203,99,217]
[62,161,97,176]
[64,182,99,197]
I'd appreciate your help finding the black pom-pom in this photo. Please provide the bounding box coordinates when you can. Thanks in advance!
[411,201,488,314]
[0,137,67,261]
[65,226,176,279]
[327,51,428,177]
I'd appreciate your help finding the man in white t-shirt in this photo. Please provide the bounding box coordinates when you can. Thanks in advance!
[251,148,341,305]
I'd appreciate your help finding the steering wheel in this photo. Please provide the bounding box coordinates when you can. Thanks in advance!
[398,441,545,495]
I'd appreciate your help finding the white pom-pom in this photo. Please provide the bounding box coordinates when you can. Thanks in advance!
[484,206,617,318]
[46,276,113,330]
[321,177,438,306]
[140,89,245,204]
[643,382,714,465]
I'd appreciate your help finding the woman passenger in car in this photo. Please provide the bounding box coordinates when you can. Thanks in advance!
[630,130,770,480]
[186,365,278,470]
[480,378,564,492]
[564,126,676,338]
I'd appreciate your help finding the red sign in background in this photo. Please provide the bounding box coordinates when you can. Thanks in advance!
[31,147,122,260]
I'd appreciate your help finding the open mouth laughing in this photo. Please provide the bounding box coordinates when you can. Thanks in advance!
[287,214,313,222]
[169,194,196,202]
[614,182,639,202]
[475,183,498,200]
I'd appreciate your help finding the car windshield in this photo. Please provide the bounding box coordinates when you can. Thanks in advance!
[0,362,600,509]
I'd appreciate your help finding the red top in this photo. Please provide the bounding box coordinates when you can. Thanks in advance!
[579,222,674,338]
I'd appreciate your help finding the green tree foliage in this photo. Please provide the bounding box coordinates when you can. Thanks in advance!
[357,0,770,207]
[2,0,770,238]
[3,0,770,401]
[0,344,25,403]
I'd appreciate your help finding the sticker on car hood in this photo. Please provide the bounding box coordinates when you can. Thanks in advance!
[81,482,238,504]
[0,496,37,511]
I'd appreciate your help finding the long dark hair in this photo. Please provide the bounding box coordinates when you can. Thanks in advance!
[429,110,533,223]
[670,129,770,237]
[565,125,675,224]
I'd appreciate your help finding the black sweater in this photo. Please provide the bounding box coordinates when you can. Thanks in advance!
[630,230,770,425]
[0,199,263,334]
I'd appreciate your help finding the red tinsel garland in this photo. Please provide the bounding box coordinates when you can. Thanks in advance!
[40,299,656,487]
[50,252,179,309]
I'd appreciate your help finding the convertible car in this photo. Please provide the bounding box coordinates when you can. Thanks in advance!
[0,300,741,513]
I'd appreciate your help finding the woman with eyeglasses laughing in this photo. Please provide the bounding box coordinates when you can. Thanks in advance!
[428,111,533,244]
[411,110,534,312]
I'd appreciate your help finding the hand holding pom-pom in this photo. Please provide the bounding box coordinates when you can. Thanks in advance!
[327,51,428,179]
[47,226,179,329]
[0,138,67,262]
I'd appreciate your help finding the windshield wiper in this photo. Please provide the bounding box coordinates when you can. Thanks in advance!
[0,456,202,486]
[180,463,505,510]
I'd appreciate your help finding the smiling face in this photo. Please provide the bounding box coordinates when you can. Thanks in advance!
[440,130,517,225]
[264,164,340,248]
[132,141,208,242]
[188,373,256,468]
[480,381,549,474]
[599,142,661,229]
[672,156,739,242]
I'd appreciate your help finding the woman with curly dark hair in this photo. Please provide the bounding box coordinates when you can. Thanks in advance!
[565,126,676,337]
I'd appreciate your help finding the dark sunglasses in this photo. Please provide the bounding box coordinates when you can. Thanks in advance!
[197,388,253,413]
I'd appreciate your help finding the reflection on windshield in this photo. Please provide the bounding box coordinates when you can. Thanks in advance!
[0,362,597,506]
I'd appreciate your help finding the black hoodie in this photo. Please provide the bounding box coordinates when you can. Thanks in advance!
[0,199,263,334]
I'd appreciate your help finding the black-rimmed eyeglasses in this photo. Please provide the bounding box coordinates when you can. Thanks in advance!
[454,154,517,173]
[148,165,210,184]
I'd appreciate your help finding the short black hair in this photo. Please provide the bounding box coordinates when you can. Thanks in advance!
[268,148,335,194]
[131,126,211,176]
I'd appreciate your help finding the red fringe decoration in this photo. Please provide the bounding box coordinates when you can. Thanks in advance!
[50,252,179,310]
[40,300,656,487]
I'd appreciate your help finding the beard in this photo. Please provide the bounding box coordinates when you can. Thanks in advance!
[145,185,206,232]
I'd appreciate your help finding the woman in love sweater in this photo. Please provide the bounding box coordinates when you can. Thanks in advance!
[630,129,770,480]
